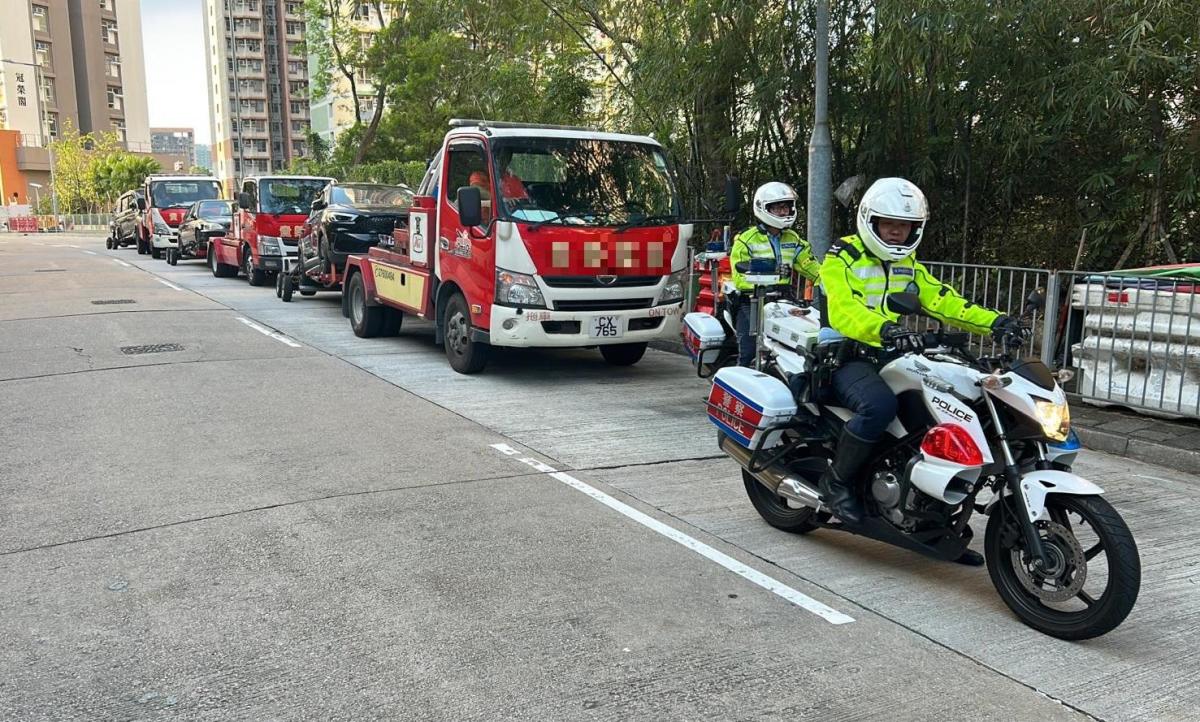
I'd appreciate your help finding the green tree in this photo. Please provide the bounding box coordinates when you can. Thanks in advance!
[92,153,161,206]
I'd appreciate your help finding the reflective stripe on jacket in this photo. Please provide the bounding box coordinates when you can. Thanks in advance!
[728,226,820,292]
[818,234,1000,347]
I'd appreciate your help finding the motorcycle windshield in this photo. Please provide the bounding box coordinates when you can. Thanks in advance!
[488,137,680,229]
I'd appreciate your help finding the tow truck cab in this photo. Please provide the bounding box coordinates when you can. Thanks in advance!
[216,174,333,285]
[344,119,691,373]
[140,174,223,259]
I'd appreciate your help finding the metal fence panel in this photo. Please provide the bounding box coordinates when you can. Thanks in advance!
[921,261,1053,360]
[1057,270,1200,419]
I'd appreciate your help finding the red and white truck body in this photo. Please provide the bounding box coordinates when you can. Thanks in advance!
[140,174,223,258]
[342,120,691,372]
[213,175,333,283]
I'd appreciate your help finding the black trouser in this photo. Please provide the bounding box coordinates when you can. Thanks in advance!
[831,360,898,442]
[734,300,755,367]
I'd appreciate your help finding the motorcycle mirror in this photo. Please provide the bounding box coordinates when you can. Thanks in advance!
[723,176,741,215]
[886,292,922,316]
[457,186,483,228]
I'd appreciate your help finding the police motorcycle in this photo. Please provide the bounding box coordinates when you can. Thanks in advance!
[704,288,1141,640]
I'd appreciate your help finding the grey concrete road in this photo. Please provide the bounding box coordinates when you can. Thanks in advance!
[0,233,1194,720]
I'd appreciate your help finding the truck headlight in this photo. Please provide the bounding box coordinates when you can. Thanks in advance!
[154,222,171,235]
[1034,400,1070,442]
[259,235,282,255]
[495,268,546,308]
[661,269,687,304]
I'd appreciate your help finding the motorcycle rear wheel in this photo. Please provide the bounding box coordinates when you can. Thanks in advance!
[985,494,1140,640]
[742,468,821,534]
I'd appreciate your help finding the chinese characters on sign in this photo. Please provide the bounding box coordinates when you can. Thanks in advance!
[15,72,27,107]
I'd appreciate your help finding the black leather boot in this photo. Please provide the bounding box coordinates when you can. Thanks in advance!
[818,428,876,524]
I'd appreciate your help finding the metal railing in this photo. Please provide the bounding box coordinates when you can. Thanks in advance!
[1054,270,1200,419]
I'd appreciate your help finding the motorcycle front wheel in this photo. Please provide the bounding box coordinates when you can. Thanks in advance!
[985,494,1140,640]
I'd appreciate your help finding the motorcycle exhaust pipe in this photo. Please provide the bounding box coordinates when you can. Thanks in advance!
[718,435,825,511]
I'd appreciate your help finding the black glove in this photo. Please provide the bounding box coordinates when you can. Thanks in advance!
[881,322,925,353]
[991,315,1030,343]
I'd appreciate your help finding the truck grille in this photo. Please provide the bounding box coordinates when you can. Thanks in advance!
[554,298,654,312]
[542,275,661,288]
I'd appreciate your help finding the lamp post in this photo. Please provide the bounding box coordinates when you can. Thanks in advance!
[1,58,58,219]
[807,0,833,261]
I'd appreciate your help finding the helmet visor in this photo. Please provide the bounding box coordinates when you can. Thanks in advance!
[766,200,796,218]
[871,216,922,247]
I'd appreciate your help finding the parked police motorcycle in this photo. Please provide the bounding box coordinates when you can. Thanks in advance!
[706,287,1141,640]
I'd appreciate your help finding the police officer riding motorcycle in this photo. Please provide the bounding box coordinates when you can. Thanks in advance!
[816,178,1025,563]
[727,182,821,366]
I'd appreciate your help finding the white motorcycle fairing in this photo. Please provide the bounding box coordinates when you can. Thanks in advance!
[988,469,1104,522]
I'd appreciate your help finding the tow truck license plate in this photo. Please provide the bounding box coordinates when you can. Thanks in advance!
[589,316,623,339]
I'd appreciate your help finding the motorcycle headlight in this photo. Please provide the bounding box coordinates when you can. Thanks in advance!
[495,267,546,308]
[1034,400,1070,442]
[661,269,687,304]
[259,235,282,255]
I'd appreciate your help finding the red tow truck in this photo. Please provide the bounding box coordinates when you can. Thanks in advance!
[340,119,691,374]
[208,175,333,284]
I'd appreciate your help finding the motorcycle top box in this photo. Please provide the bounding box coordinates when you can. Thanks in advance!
[683,312,726,365]
[707,366,797,449]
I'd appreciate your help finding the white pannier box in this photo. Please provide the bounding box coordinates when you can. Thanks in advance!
[683,312,727,365]
[707,366,798,448]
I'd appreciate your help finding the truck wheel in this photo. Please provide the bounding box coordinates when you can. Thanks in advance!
[243,246,266,286]
[383,308,403,336]
[210,244,237,278]
[600,342,648,366]
[275,270,284,298]
[348,272,383,338]
[281,273,295,302]
[167,248,178,266]
[443,293,489,374]
[151,245,162,259]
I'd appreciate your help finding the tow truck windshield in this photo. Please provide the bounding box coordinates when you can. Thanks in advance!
[261,179,329,215]
[151,180,221,208]
[489,138,679,228]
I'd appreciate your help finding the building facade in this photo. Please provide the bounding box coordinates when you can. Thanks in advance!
[195,143,212,171]
[151,127,196,167]
[0,0,151,203]
[203,0,312,193]
[307,3,389,149]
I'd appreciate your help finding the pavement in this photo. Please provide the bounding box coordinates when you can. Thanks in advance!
[1,232,1198,721]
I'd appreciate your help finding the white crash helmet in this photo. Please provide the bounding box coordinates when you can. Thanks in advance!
[752,182,798,230]
[856,177,929,261]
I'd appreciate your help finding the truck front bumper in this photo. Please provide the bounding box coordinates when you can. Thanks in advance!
[151,231,180,249]
[253,252,298,272]
[487,302,684,348]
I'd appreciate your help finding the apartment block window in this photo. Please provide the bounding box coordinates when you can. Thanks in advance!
[230,119,239,133]
[289,101,304,115]
[107,87,123,111]
[113,120,126,143]
[35,41,51,69]
[106,54,120,79]
[102,19,119,45]
[39,77,55,105]
[100,0,114,10]
[286,21,302,36]
[45,113,59,138]
[357,3,371,20]
[32,5,49,32]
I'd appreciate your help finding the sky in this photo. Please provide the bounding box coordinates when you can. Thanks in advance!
[141,0,211,145]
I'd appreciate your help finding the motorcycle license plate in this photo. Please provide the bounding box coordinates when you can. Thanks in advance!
[588,315,623,339]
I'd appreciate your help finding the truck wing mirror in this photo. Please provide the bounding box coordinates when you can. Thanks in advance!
[723,176,741,215]
[237,192,252,210]
[886,292,922,316]
[457,186,483,228]
[136,197,146,211]
[311,199,327,212]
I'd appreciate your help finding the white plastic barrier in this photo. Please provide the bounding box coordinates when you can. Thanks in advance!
[1069,279,1200,417]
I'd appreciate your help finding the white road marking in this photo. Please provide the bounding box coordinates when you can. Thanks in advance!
[83,250,97,255]
[489,443,855,625]
[112,259,132,267]
[64,244,79,248]
[154,277,184,291]
[235,316,302,348]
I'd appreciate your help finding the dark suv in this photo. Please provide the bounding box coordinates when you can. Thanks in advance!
[301,182,413,273]
[107,190,143,250]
